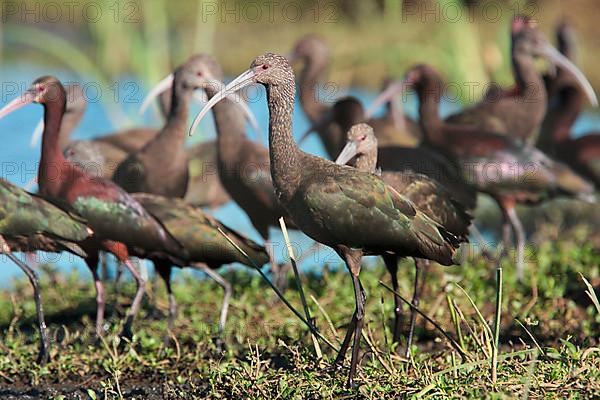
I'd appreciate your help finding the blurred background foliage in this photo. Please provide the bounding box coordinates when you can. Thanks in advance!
[2,0,600,101]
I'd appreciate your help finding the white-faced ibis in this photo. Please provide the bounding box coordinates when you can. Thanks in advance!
[191,53,466,387]
[335,123,471,355]
[112,56,211,198]
[537,22,600,187]
[0,178,93,363]
[29,83,87,150]
[310,96,478,212]
[400,64,596,280]
[131,193,269,333]
[445,16,597,144]
[29,74,231,208]
[183,55,298,270]
[0,76,186,338]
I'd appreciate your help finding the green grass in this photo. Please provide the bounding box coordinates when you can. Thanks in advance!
[0,222,598,398]
[5,0,600,97]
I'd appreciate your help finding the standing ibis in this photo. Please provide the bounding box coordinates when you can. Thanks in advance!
[171,54,298,271]
[191,53,466,387]
[445,16,597,144]
[335,123,471,355]
[537,22,600,187]
[0,76,185,338]
[0,178,93,363]
[400,64,596,280]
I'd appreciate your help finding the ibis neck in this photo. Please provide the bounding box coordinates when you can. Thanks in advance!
[58,108,84,150]
[266,81,302,200]
[204,84,247,165]
[353,150,377,173]
[512,53,546,104]
[158,84,192,148]
[551,86,583,143]
[417,90,444,145]
[39,91,72,197]
[298,57,329,123]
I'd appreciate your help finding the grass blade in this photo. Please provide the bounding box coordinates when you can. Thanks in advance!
[279,217,322,359]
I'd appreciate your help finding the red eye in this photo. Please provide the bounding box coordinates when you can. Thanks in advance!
[358,135,366,141]
[262,64,269,70]
[196,72,203,77]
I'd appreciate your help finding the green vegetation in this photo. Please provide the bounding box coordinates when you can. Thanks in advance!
[4,0,600,96]
[0,222,598,398]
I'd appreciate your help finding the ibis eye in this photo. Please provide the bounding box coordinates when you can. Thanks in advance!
[196,72,203,77]
[262,64,269,70]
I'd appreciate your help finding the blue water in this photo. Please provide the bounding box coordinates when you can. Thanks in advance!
[0,65,598,286]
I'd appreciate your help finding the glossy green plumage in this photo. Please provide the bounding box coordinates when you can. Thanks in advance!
[0,179,91,257]
[0,179,90,242]
[291,159,458,265]
[132,193,269,268]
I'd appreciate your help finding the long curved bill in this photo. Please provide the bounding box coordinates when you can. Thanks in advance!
[24,175,38,191]
[334,141,358,165]
[29,117,45,147]
[139,74,175,115]
[190,69,256,136]
[542,44,598,106]
[364,81,404,119]
[193,90,261,138]
[0,90,37,119]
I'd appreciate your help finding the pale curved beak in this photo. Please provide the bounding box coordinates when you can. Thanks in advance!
[194,90,261,138]
[541,44,598,106]
[364,81,404,119]
[143,72,263,140]
[29,117,45,148]
[139,74,175,115]
[24,175,38,191]
[0,90,37,119]
[335,141,358,165]
[190,69,257,136]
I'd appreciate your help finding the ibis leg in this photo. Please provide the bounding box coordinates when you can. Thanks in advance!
[155,262,176,331]
[348,273,366,388]
[332,311,356,368]
[8,253,49,364]
[506,206,526,281]
[84,252,106,338]
[382,254,403,346]
[406,258,429,358]
[198,265,232,338]
[121,259,146,339]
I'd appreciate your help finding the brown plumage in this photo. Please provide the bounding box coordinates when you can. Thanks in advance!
[191,53,466,387]
[189,55,297,246]
[445,16,596,145]
[327,97,478,211]
[0,76,186,339]
[336,123,471,354]
[537,21,600,187]
[405,64,595,280]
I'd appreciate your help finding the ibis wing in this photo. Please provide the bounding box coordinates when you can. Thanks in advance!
[301,169,456,262]
[0,179,90,243]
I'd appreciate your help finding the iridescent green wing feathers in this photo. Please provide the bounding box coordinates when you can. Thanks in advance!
[0,179,90,243]
[301,166,459,265]
[133,194,269,268]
